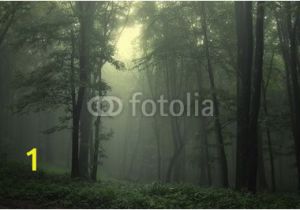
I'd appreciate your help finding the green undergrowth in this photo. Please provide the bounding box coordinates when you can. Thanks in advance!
[0,162,300,208]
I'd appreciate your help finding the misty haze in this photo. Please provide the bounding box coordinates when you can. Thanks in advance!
[0,1,300,209]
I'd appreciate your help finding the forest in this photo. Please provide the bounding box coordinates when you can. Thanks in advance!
[0,1,300,208]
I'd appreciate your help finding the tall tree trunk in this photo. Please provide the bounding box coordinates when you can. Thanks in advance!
[199,115,212,186]
[153,117,162,181]
[120,114,132,179]
[91,112,101,181]
[162,57,185,183]
[165,144,184,182]
[79,93,92,178]
[72,2,95,178]
[165,117,186,183]
[70,28,79,178]
[127,116,143,180]
[262,50,276,192]
[288,3,300,190]
[194,59,212,186]
[71,107,80,177]
[247,1,265,193]
[201,2,228,187]
[145,67,162,182]
[277,2,300,190]
[257,129,268,191]
[235,1,253,190]
[91,63,104,181]
[77,2,95,179]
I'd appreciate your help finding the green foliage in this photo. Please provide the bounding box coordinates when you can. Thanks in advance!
[8,2,128,135]
[1,163,300,208]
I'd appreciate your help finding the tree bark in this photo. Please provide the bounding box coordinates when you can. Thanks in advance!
[277,2,300,190]
[70,27,79,178]
[91,61,104,181]
[194,59,212,186]
[247,1,265,193]
[145,66,162,182]
[79,93,92,178]
[153,117,162,181]
[235,1,253,190]
[257,129,268,191]
[71,2,95,178]
[262,50,276,192]
[198,115,212,186]
[200,2,228,187]
[288,3,300,190]
[165,117,185,182]
[77,2,95,179]
[91,111,101,181]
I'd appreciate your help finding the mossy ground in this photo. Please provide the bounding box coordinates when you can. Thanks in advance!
[0,162,300,208]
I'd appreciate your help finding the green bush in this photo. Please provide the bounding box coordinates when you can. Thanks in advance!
[1,162,300,208]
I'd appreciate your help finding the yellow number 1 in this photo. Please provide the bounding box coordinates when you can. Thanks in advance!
[27,148,37,171]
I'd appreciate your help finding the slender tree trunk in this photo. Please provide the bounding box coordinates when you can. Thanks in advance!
[120,113,132,179]
[257,129,268,191]
[91,113,101,181]
[194,60,212,186]
[262,51,276,192]
[91,61,104,181]
[153,117,162,181]
[288,3,300,190]
[266,128,275,191]
[165,117,185,183]
[201,2,228,187]
[145,67,162,182]
[199,115,212,186]
[247,1,265,193]
[277,2,300,190]
[71,110,80,177]
[162,57,185,183]
[165,144,184,182]
[127,116,143,180]
[235,1,253,190]
[70,28,79,178]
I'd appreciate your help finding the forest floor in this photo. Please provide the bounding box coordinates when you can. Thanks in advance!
[1,162,300,208]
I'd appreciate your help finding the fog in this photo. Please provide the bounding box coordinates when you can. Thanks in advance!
[0,2,299,196]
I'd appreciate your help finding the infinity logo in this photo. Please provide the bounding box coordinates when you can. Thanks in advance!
[87,96,123,117]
